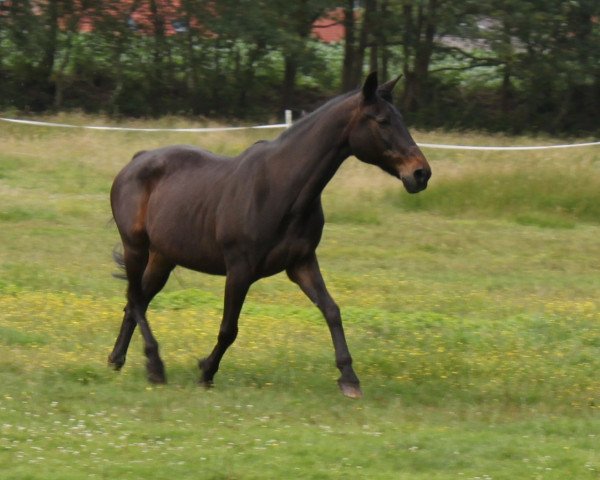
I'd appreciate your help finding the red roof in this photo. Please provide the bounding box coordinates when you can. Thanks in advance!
[312,8,346,44]
[3,2,347,42]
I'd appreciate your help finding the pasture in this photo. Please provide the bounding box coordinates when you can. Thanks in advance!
[0,115,599,479]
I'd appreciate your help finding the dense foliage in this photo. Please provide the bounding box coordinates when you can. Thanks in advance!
[0,0,598,133]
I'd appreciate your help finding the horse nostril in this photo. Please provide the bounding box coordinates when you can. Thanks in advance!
[413,168,430,184]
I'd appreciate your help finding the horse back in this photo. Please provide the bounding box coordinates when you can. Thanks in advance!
[118,145,229,182]
[110,146,232,252]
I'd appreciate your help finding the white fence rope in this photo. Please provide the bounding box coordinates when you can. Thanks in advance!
[0,117,289,132]
[1,116,599,151]
[417,141,600,151]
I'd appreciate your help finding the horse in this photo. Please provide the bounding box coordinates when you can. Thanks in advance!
[108,72,431,398]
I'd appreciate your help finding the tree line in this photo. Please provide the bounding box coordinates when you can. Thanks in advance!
[1,0,598,134]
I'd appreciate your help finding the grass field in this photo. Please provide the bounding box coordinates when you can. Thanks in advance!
[1,114,599,479]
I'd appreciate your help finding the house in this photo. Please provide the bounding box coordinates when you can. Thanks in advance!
[312,7,346,44]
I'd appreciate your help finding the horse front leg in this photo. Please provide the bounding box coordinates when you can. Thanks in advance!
[199,266,252,387]
[287,253,362,399]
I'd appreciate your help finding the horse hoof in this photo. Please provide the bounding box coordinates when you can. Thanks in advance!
[107,354,125,371]
[339,381,363,399]
[148,372,166,384]
[148,368,166,384]
[199,379,214,389]
[198,358,215,388]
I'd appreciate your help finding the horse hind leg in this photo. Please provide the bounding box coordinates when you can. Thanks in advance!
[109,246,173,384]
[138,251,174,383]
[108,306,136,371]
[108,245,146,371]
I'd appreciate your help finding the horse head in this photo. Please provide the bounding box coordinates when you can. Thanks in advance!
[347,72,431,194]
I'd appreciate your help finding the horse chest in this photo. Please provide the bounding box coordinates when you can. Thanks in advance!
[257,213,323,277]
[259,235,313,277]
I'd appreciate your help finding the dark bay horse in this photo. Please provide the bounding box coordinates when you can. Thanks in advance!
[108,72,431,398]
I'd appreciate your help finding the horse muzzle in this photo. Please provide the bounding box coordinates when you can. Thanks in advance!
[385,148,431,194]
[400,166,431,194]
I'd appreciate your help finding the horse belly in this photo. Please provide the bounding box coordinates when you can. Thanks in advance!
[150,229,226,275]
[146,193,227,275]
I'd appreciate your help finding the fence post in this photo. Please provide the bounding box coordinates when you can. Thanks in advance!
[285,109,293,128]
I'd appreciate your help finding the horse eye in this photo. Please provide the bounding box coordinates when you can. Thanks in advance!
[375,115,390,125]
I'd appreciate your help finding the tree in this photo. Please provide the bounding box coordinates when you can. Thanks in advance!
[341,0,376,92]
[1,0,56,109]
[0,0,596,133]
[270,0,336,109]
[90,1,141,114]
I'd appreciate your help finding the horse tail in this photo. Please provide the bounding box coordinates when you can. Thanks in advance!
[112,245,127,280]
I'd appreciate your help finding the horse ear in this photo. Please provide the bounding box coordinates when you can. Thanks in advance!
[377,75,402,101]
[362,71,378,102]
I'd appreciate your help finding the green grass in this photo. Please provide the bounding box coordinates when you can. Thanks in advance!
[0,115,599,479]
[395,168,600,226]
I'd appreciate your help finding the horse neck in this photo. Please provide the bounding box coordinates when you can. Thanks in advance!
[271,95,358,212]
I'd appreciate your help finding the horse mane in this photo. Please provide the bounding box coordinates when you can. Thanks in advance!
[277,90,359,141]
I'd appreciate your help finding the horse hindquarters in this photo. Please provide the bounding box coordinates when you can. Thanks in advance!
[110,161,175,382]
